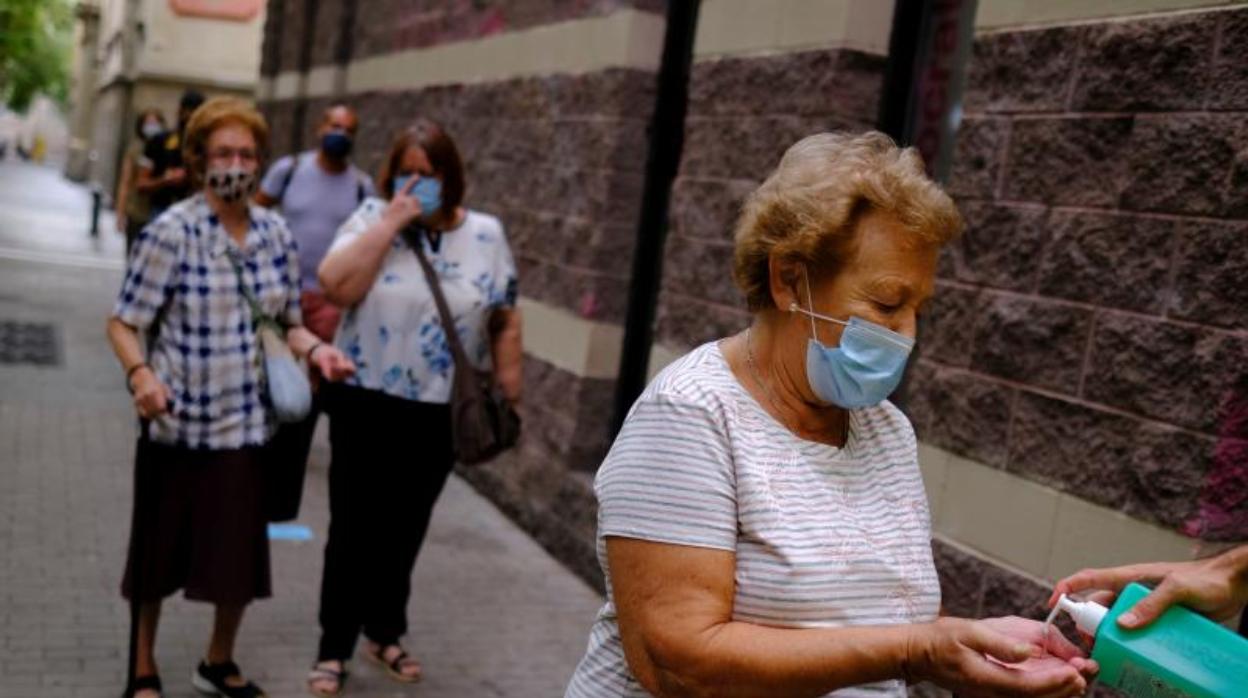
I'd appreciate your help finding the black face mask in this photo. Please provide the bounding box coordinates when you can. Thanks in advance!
[321,131,353,159]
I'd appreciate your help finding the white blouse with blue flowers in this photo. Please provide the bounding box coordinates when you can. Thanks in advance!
[329,198,518,404]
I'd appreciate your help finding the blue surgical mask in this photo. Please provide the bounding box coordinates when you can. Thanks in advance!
[393,175,442,218]
[791,272,914,408]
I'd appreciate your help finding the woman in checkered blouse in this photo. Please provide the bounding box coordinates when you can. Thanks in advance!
[105,97,355,698]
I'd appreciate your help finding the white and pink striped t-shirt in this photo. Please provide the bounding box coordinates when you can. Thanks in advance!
[566,341,941,698]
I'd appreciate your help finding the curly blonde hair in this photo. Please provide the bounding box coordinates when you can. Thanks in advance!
[733,131,963,311]
[182,96,269,187]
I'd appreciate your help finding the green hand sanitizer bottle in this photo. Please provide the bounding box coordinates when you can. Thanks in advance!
[1047,582,1248,697]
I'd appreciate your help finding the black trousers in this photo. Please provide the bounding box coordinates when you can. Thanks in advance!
[316,383,455,661]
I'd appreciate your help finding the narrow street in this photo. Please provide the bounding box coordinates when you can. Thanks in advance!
[0,161,603,698]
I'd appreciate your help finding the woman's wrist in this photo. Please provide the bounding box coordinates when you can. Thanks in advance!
[125,362,151,393]
[305,341,325,363]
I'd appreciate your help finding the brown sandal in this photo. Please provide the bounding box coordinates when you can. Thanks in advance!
[365,644,422,684]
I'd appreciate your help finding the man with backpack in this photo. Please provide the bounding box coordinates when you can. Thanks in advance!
[257,103,375,341]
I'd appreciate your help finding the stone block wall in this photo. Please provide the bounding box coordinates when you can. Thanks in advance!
[916,6,1248,618]
[656,48,887,350]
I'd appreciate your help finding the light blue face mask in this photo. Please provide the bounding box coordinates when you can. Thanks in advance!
[791,273,915,408]
[393,174,442,218]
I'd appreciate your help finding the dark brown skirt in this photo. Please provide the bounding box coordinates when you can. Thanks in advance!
[121,438,271,605]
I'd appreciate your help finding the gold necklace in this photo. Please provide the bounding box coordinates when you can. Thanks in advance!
[745,328,786,418]
[745,328,849,445]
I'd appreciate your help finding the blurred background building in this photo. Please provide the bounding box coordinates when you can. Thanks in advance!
[144,0,1247,619]
[64,0,266,191]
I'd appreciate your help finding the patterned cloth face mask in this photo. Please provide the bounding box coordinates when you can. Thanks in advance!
[789,269,915,408]
[206,164,258,204]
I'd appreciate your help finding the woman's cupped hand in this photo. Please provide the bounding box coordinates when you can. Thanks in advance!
[905,616,1097,697]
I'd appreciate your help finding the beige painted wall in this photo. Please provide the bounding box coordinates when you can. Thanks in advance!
[976,0,1246,31]
[137,0,264,89]
[694,0,894,58]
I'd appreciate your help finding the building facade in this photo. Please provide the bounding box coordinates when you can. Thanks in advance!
[66,0,266,192]
[257,0,1248,628]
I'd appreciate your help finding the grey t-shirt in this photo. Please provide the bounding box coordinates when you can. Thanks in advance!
[260,151,376,291]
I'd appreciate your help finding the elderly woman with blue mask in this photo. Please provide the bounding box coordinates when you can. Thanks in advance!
[565,132,1100,698]
[308,118,522,696]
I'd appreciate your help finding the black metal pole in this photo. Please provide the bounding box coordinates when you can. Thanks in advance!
[877,0,927,145]
[610,0,701,437]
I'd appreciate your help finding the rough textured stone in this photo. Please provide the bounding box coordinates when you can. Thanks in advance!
[931,539,984,619]
[904,361,1013,467]
[943,202,1049,291]
[351,0,663,60]
[669,177,757,244]
[660,236,742,308]
[1072,13,1216,112]
[680,114,856,181]
[550,69,656,119]
[688,48,883,123]
[917,284,982,368]
[1008,392,1211,529]
[1037,211,1177,314]
[263,99,300,160]
[1085,313,1248,434]
[1120,115,1240,216]
[963,25,1080,113]
[1208,8,1248,110]
[655,291,750,349]
[277,0,307,74]
[1169,221,1248,331]
[517,255,631,322]
[946,117,1008,200]
[310,0,347,66]
[259,0,284,76]
[549,117,649,173]
[1002,117,1133,207]
[970,295,1093,395]
[979,565,1050,621]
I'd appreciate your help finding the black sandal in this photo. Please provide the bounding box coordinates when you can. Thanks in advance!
[124,674,162,698]
[365,644,422,684]
[307,662,348,697]
[192,660,266,698]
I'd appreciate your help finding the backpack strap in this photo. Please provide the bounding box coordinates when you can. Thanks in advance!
[277,153,302,203]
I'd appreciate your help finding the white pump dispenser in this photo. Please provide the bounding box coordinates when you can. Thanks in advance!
[1045,594,1108,637]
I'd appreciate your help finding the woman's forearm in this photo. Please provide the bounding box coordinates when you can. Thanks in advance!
[643,621,914,698]
[106,316,146,373]
[490,308,522,401]
[318,217,401,307]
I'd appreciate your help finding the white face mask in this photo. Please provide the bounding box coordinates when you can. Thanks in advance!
[140,122,163,140]
[206,164,258,204]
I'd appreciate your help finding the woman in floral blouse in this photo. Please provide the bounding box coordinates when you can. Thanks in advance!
[308,118,522,695]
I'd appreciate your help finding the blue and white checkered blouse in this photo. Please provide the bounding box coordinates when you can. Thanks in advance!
[113,194,302,450]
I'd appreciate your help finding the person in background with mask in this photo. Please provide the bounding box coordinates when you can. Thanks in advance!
[115,108,168,255]
[254,103,375,500]
[306,118,521,696]
[565,132,1098,698]
[106,97,355,698]
[255,103,374,341]
[136,90,204,218]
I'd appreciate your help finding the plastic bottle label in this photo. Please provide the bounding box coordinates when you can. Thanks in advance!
[1114,661,1195,698]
